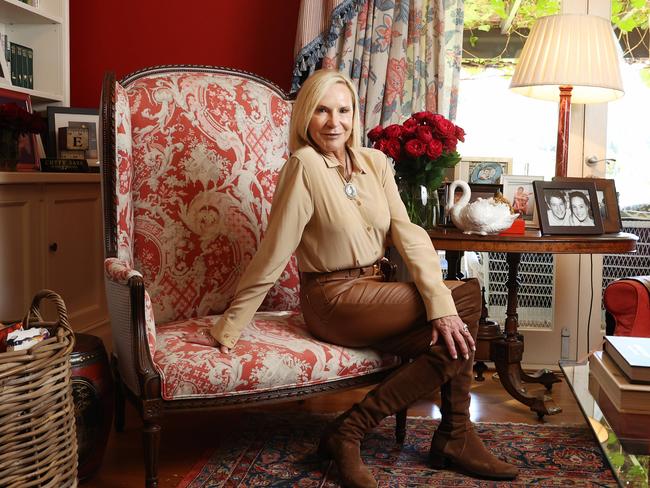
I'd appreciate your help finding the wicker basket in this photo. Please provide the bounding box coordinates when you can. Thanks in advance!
[0,290,78,488]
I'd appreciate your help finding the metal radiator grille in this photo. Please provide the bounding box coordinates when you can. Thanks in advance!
[483,252,554,329]
[602,221,650,288]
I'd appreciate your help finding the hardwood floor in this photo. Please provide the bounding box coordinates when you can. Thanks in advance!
[84,368,587,488]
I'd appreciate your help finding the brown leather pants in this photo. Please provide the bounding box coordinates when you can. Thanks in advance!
[300,266,481,358]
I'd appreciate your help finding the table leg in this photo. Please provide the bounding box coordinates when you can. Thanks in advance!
[490,252,562,418]
[445,250,463,280]
[475,286,500,381]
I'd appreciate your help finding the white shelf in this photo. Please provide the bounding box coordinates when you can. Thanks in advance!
[1,82,63,104]
[0,0,62,25]
[0,171,100,184]
[0,0,68,105]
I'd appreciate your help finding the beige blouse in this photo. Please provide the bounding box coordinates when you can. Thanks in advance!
[210,145,457,348]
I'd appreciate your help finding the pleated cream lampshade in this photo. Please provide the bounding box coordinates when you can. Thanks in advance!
[510,14,624,103]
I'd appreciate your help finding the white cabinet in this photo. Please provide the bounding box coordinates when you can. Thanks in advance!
[0,173,107,334]
[0,0,69,107]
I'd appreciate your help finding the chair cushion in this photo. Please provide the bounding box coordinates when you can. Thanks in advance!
[604,278,650,337]
[153,311,400,400]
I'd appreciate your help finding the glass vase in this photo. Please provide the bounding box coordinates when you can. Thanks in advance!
[399,179,442,229]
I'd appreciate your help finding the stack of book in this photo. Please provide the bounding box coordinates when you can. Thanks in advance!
[588,336,650,452]
[1,35,35,89]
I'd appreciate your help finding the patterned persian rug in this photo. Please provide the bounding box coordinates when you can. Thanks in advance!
[177,414,617,487]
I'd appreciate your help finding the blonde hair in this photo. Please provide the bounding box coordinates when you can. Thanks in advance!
[289,69,362,153]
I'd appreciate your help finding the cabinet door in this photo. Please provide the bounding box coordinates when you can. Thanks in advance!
[44,183,106,331]
[0,185,43,321]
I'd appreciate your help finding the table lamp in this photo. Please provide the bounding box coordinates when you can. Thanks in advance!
[510,14,624,177]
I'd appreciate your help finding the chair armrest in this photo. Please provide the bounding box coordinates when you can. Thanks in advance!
[604,277,650,337]
[104,258,160,398]
[104,257,143,285]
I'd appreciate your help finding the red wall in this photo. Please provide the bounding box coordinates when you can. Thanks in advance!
[70,0,301,108]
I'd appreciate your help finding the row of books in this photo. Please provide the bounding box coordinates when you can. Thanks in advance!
[1,34,34,89]
[588,336,650,451]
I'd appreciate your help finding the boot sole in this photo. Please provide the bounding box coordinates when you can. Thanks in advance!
[429,452,518,480]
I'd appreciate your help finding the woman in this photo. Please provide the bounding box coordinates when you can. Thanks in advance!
[189,70,518,487]
[568,191,595,226]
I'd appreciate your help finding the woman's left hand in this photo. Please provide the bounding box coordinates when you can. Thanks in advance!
[183,329,231,353]
[430,315,474,360]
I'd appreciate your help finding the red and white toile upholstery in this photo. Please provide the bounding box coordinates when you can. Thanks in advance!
[100,66,402,487]
[155,312,394,400]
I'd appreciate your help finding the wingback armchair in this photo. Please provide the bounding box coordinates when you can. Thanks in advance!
[99,66,406,487]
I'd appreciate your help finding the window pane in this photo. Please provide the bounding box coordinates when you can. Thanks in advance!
[456,66,557,179]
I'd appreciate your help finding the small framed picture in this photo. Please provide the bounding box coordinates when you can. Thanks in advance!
[552,177,622,234]
[533,181,603,235]
[442,182,503,227]
[502,175,543,228]
[47,107,99,168]
[0,52,11,87]
[0,87,38,171]
[455,157,513,184]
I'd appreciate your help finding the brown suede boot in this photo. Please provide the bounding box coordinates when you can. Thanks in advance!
[318,347,465,488]
[429,327,519,480]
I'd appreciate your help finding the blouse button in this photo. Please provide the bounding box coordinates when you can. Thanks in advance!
[366,226,371,231]
[356,201,362,206]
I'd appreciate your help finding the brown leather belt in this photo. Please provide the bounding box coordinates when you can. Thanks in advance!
[300,263,381,282]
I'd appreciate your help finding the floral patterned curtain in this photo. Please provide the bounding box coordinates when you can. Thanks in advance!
[292,0,464,140]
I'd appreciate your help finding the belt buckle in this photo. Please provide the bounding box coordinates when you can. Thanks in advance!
[372,263,380,276]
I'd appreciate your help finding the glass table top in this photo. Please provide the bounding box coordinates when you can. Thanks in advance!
[560,360,650,488]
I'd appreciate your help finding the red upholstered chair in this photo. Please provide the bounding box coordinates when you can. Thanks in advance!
[603,276,650,337]
[99,66,406,488]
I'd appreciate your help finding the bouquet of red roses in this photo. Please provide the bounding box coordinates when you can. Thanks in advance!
[0,103,45,135]
[367,111,464,189]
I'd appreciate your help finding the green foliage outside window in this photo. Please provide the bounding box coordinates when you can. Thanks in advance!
[464,0,649,61]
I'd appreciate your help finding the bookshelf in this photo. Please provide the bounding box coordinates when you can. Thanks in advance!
[0,0,68,107]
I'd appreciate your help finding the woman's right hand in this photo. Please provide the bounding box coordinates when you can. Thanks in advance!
[429,315,474,360]
[183,329,231,353]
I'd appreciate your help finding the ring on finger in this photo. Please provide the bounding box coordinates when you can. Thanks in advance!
[462,324,469,333]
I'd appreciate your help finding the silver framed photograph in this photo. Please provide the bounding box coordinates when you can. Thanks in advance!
[455,156,513,184]
[502,175,543,228]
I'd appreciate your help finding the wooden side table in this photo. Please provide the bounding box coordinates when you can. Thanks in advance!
[428,228,638,418]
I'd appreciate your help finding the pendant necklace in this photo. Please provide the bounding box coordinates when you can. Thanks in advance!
[341,151,358,199]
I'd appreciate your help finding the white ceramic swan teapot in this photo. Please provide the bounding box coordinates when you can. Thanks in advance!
[446,180,518,235]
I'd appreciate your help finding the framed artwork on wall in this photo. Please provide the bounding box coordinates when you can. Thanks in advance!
[455,157,513,184]
[502,175,544,228]
[0,87,38,171]
[533,181,604,235]
[552,176,622,234]
[47,107,100,168]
